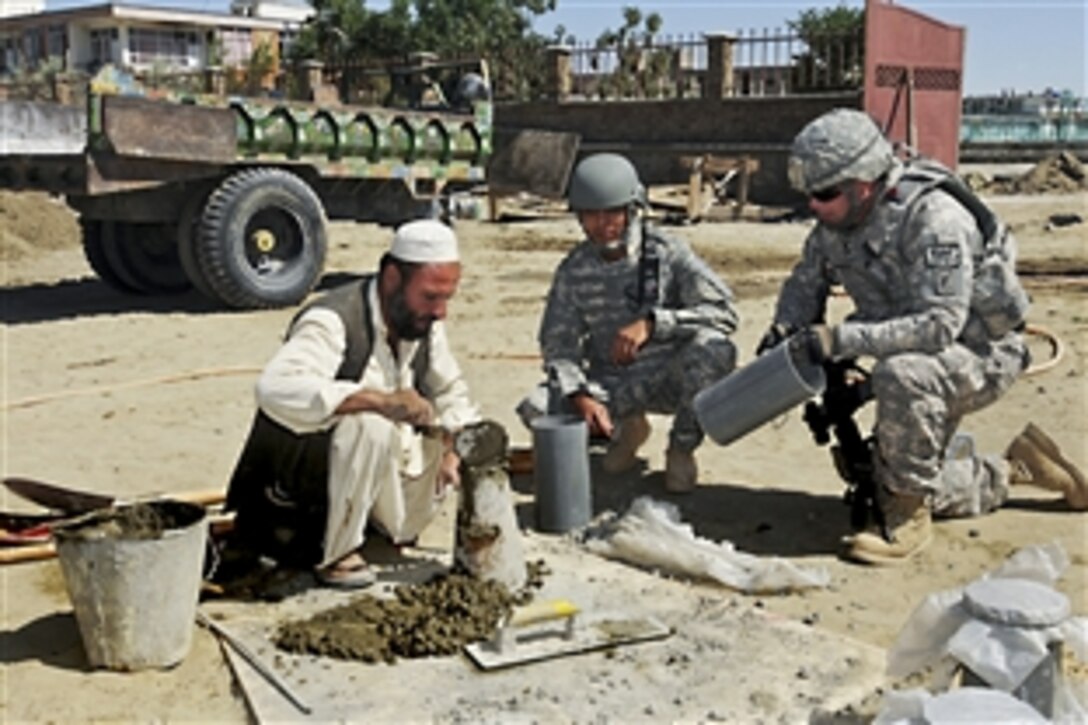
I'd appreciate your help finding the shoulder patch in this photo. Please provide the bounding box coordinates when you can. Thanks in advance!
[924,243,962,269]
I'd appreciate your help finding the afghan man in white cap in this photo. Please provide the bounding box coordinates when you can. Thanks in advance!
[221,219,480,588]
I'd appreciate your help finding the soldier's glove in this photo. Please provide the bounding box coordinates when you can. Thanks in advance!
[800,324,835,365]
[755,323,794,356]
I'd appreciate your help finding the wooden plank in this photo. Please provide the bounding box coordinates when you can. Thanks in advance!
[678,154,761,220]
[686,156,704,220]
[0,543,55,565]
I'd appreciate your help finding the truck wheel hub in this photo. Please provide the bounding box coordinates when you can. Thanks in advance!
[251,229,277,253]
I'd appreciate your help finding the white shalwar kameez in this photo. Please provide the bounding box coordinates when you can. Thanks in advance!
[255,281,479,568]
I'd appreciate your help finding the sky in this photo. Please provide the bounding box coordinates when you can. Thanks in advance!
[43,0,1087,96]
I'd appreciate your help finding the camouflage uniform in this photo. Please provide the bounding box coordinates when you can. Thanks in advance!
[518,222,738,452]
[773,162,1029,517]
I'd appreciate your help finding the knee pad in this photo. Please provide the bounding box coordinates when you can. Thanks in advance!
[685,331,737,378]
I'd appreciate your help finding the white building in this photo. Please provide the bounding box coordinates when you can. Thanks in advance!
[0,1,313,75]
[0,0,44,19]
[230,0,311,24]
[0,0,43,19]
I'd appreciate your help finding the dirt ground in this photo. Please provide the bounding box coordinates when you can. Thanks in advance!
[0,180,1085,721]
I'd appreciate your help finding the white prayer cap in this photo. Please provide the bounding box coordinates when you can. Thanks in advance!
[389,219,459,263]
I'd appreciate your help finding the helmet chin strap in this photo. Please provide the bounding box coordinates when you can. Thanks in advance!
[595,206,637,259]
[598,239,624,257]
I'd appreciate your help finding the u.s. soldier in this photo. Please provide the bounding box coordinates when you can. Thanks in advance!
[516,153,739,493]
[761,108,1083,565]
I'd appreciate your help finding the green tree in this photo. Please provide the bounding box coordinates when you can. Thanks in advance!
[244,40,278,95]
[788,5,864,91]
[290,0,371,65]
[408,0,556,100]
[594,6,669,99]
[290,0,556,100]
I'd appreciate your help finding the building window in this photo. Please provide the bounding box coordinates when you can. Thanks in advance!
[46,24,66,61]
[0,34,16,74]
[23,28,42,67]
[220,28,252,67]
[279,29,297,60]
[128,27,192,68]
[90,28,115,67]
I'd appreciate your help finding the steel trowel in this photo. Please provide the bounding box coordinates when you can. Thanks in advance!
[463,599,672,670]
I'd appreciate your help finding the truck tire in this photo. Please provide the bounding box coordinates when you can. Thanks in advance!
[102,222,192,295]
[176,192,218,301]
[81,218,138,293]
[196,168,327,309]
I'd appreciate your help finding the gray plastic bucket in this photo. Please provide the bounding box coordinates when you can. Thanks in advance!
[54,500,207,671]
[694,339,826,446]
[532,414,592,533]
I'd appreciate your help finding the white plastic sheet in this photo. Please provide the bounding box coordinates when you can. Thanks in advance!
[874,687,1048,724]
[946,618,1050,692]
[583,496,830,594]
[884,542,1088,723]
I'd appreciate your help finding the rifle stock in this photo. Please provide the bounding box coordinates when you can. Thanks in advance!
[803,360,886,535]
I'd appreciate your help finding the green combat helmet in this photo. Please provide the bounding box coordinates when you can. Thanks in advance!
[568,153,646,210]
[788,109,895,194]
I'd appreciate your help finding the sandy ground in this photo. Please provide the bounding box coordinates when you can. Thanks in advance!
[0,188,1085,722]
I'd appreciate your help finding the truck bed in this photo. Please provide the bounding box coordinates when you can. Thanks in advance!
[0,92,489,196]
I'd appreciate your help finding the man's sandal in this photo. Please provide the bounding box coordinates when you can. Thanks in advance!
[315,561,376,589]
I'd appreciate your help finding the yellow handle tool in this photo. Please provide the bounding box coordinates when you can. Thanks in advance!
[506,599,580,628]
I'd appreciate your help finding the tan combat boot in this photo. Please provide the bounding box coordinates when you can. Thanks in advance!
[602,414,651,474]
[1006,423,1088,510]
[843,491,932,565]
[664,447,698,494]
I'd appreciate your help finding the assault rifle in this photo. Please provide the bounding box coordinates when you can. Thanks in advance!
[802,360,888,539]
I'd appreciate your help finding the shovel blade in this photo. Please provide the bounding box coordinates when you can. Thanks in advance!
[2,477,115,514]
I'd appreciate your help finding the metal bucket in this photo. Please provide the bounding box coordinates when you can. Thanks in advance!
[531,414,592,533]
[54,500,207,671]
[694,338,826,446]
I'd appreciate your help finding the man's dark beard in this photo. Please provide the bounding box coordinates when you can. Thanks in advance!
[387,285,434,340]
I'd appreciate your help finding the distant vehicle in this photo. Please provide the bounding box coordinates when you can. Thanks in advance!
[0,59,492,309]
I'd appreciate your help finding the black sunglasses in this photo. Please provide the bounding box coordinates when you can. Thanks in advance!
[810,186,844,202]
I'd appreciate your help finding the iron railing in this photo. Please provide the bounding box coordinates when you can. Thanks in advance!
[566,27,863,101]
[0,27,865,105]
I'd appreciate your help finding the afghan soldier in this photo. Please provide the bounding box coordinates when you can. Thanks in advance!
[517,153,739,493]
[760,108,1085,565]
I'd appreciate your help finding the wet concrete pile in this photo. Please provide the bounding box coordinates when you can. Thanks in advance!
[274,562,548,663]
[55,500,201,541]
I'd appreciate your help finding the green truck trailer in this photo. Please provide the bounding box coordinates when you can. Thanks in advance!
[0,60,492,309]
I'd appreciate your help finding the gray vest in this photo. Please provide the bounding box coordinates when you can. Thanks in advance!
[224,276,431,565]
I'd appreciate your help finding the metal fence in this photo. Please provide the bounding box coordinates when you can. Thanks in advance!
[566,27,863,101]
[0,27,865,106]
